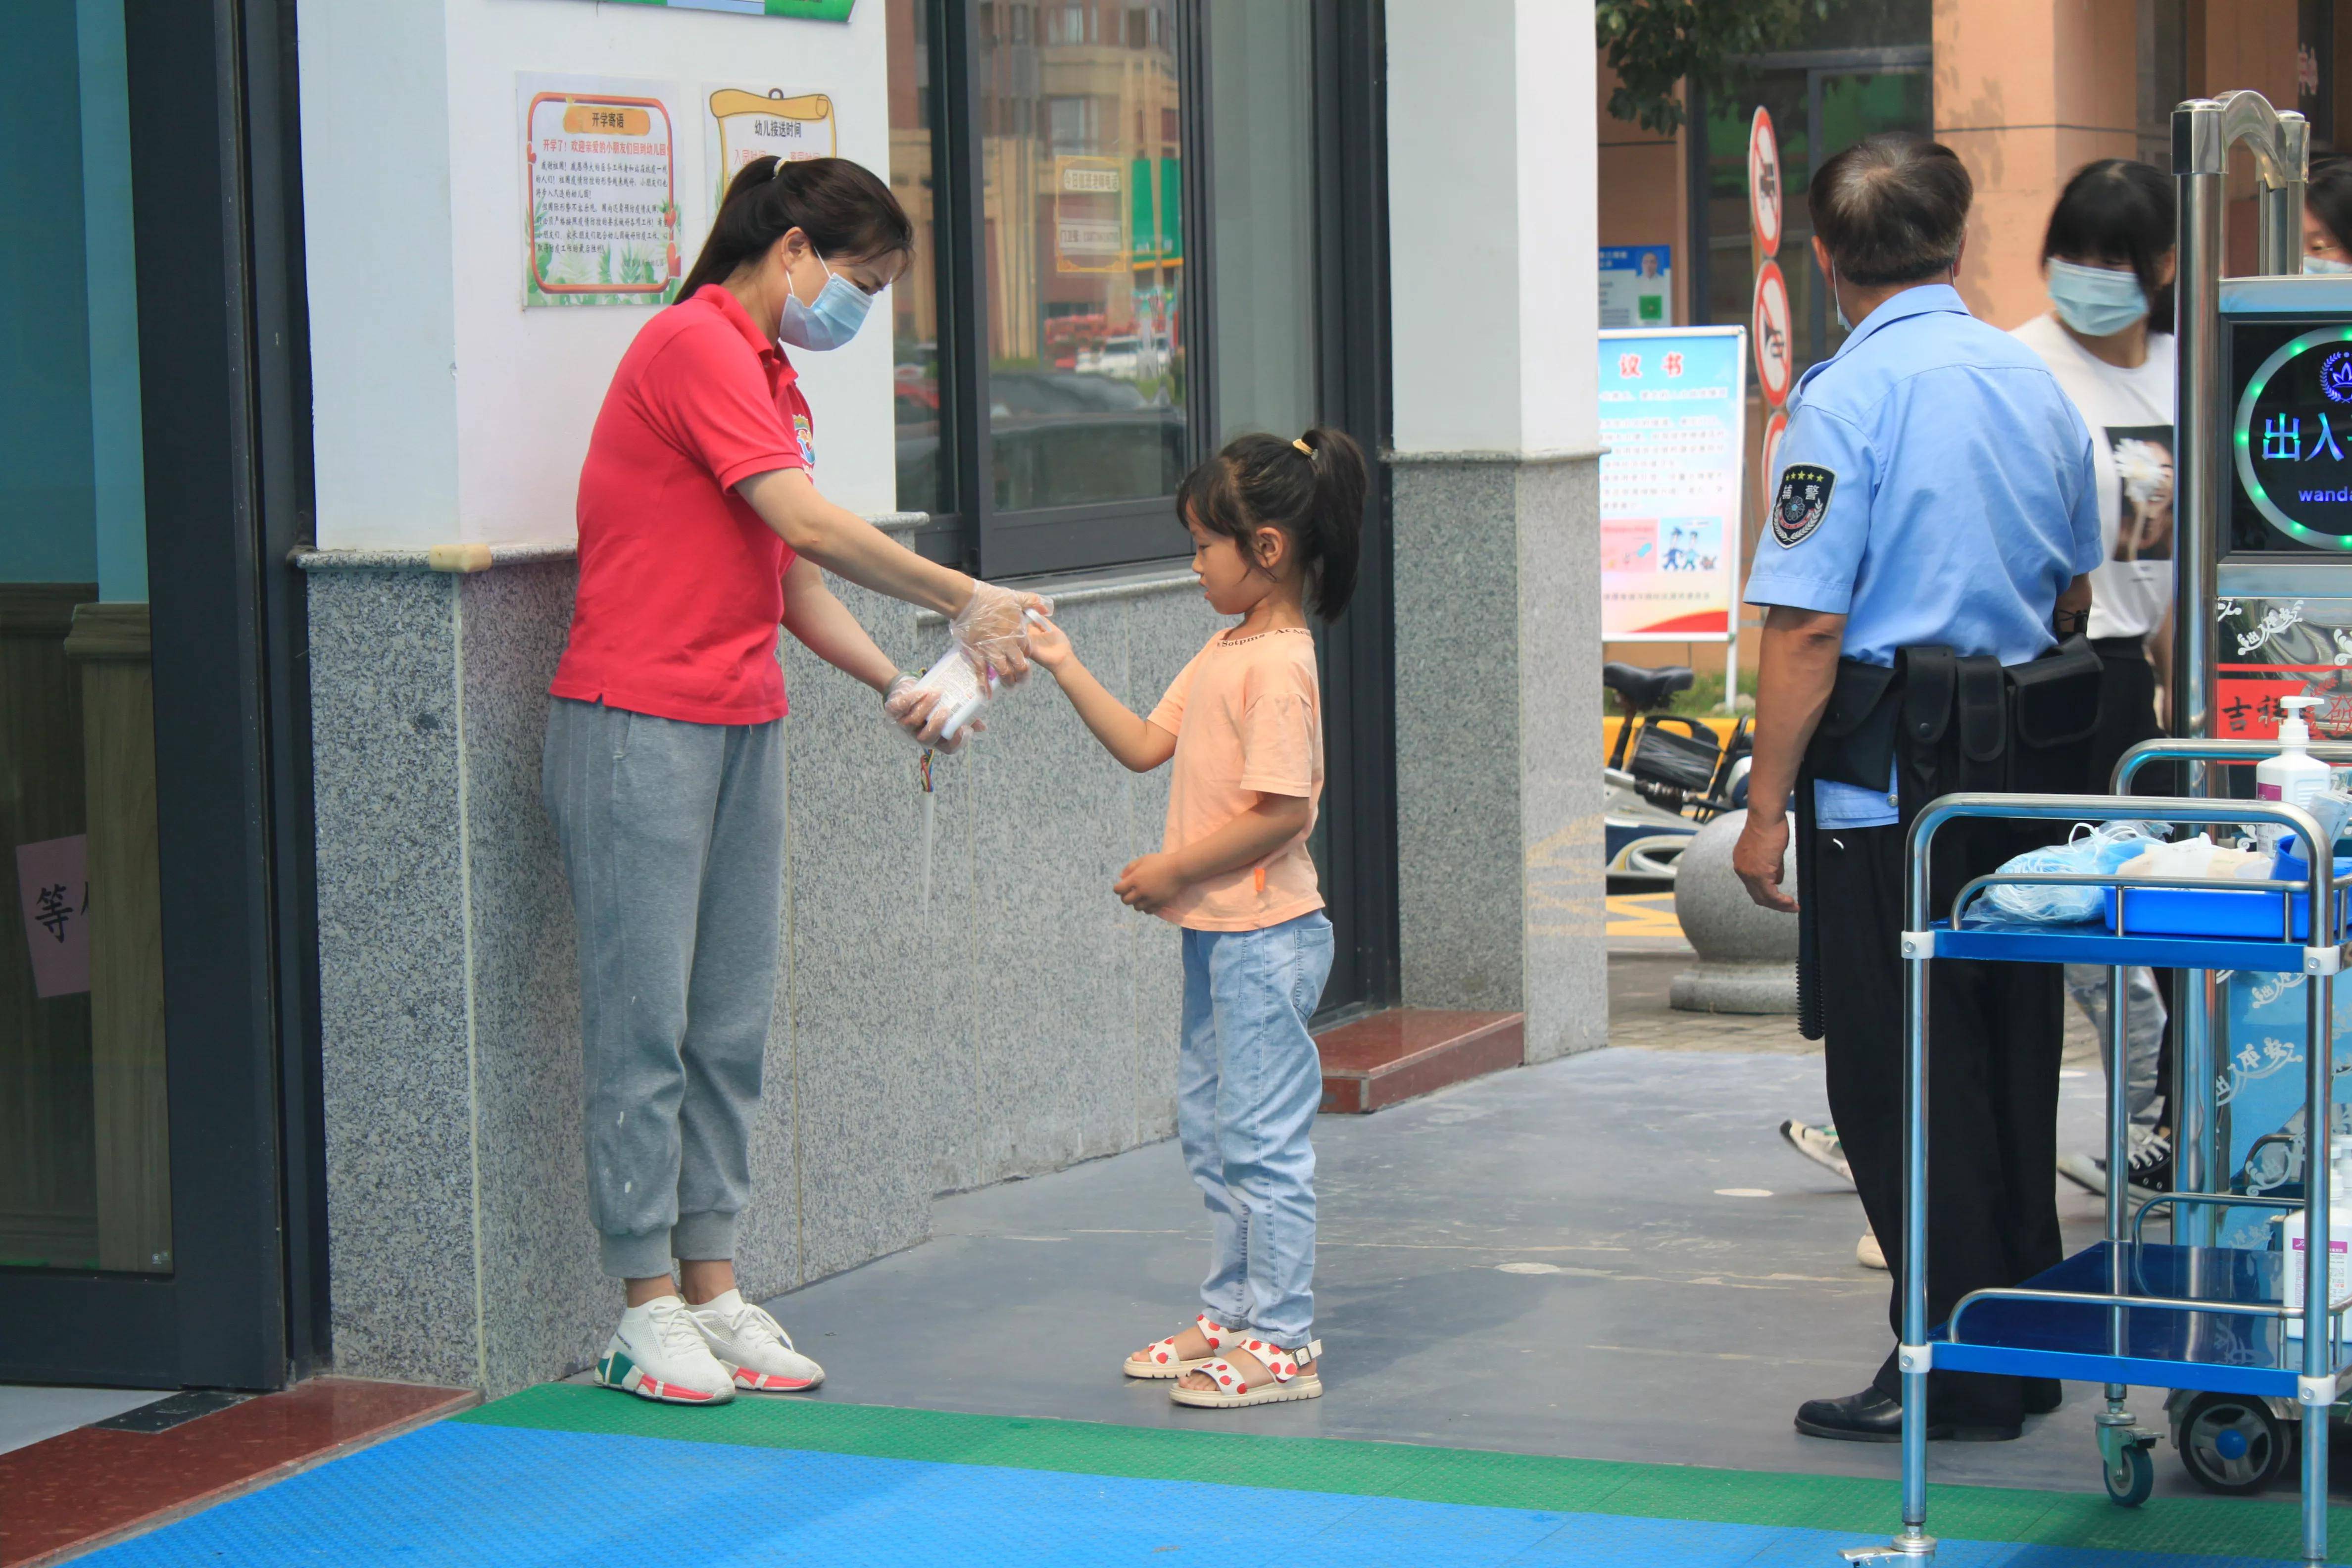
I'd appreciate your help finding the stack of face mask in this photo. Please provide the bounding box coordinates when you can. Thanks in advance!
[2115,834,2274,883]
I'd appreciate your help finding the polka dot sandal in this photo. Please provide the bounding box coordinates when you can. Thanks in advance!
[1124,1314,1236,1380]
[1169,1336,1324,1409]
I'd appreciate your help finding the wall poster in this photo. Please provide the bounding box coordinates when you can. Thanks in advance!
[1598,326,1749,640]
[519,74,685,307]
[706,88,837,209]
[587,0,855,17]
[1598,245,1671,329]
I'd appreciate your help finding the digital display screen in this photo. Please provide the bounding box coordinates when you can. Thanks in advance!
[2231,317,2352,552]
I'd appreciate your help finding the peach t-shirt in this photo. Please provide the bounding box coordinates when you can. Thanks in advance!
[1146,626,1323,932]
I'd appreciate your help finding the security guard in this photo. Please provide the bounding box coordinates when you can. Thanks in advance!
[1733,133,2104,1443]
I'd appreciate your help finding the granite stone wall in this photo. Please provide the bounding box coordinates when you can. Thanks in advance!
[304,537,1208,1393]
[1391,453,1607,1064]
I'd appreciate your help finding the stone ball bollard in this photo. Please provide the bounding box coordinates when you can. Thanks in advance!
[1670,807,1799,1014]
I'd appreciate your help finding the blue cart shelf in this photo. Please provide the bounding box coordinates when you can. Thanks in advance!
[1931,1240,2304,1400]
[1844,767,2349,1566]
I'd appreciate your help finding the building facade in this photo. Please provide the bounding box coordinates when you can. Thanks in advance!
[1599,0,2352,686]
[2,0,1602,1395]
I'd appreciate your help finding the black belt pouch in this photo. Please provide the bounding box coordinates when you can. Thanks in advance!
[2005,635,2103,795]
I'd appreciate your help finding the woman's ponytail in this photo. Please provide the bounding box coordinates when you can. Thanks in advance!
[676,155,913,303]
[1175,425,1371,621]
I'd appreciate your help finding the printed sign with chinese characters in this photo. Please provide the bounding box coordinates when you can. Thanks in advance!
[1598,246,1671,329]
[574,0,855,16]
[1598,327,1749,640]
[15,834,90,999]
[520,74,684,307]
[2215,595,2352,741]
[706,88,836,211]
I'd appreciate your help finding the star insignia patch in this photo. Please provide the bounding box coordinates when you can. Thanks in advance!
[1772,464,1835,548]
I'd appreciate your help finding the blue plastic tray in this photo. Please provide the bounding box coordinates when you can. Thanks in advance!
[1934,919,2315,973]
[1931,1240,2337,1397]
[2100,852,2351,942]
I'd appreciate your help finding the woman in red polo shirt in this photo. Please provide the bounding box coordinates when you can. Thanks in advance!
[543,155,1037,1406]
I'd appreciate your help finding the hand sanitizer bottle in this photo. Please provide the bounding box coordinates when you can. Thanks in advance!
[2256,696,2333,856]
[2285,1127,2352,1341]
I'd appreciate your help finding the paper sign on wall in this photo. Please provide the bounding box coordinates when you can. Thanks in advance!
[15,834,90,999]
[579,0,856,17]
[1598,246,1671,329]
[706,88,837,210]
[519,74,685,308]
[1598,327,1749,641]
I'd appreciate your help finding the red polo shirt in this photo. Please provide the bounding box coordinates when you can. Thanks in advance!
[550,285,814,725]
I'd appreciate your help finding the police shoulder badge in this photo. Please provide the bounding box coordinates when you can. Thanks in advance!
[1772,464,1835,547]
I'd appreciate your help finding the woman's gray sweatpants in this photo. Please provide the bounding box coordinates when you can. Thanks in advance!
[542,697,785,1279]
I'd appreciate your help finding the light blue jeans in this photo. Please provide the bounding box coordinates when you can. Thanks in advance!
[1178,910,1334,1349]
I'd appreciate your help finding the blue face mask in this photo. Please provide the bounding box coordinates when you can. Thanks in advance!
[778,250,873,351]
[2306,254,2352,275]
[2046,258,2148,338]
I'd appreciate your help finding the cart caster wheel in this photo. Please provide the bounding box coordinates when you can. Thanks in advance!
[2174,1391,2290,1495]
[2105,1443,2154,1508]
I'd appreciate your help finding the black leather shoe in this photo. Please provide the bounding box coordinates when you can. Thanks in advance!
[1795,1388,1953,1443]
[2023,1379,2063,1416]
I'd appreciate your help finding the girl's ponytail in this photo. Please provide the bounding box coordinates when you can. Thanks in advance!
[1175,426,1371,621]
[1293,427,1367,619]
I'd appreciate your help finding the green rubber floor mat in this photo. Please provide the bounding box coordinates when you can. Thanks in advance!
[460,1385,2352,1563]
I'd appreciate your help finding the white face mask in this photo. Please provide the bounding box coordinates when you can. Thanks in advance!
[2307,254,2352,275]
[2045,258,2149,338]
[778,248,874,351]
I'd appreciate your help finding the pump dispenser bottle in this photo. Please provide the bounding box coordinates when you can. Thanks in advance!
[2285,1119,2352,1340]
[2256,695,2333,855]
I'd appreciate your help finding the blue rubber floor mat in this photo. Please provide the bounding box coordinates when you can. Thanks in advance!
[73,1419,2317,1568]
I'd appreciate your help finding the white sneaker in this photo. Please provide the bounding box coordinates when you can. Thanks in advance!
[1857,1229,1887,1271]
[689,1289,826,1393]
[595,1295,735,1405]
[1780,1120,1854,1184]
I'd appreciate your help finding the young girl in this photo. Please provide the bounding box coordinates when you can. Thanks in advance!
[1026,427,1368,1409]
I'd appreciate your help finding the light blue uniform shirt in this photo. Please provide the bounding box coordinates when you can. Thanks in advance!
[1743,285,2103,828]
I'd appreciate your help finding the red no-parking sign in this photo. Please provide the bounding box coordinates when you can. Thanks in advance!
[1752,261,1792,408]
[1749,107,1781,259]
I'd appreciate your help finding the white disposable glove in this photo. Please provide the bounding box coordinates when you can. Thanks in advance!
[883,670,976,753]
[950,582,1054,684]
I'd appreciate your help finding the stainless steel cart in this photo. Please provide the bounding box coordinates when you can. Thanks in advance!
[1843,738,2349,1564]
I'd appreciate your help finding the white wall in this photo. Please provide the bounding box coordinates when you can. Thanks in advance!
[1386,0,1597,457]
[301,0,896,551]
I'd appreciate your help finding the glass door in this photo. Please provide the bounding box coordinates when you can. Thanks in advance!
[0,0,314,1392]
[2,0,169,1282]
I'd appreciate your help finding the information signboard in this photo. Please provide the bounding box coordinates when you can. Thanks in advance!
[518,75,684,307]
[1599,245,1672,329]
[1599,326,1749,641]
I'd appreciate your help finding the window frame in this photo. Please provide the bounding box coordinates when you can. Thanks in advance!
[904,0,1398,1013]
[910,0,1217,576]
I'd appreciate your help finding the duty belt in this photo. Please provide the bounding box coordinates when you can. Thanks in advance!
[1792,637,2102,1039]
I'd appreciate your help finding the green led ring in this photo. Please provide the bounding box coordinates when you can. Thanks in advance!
[2233,324,2352,550]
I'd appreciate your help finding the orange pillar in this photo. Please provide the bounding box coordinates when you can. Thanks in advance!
[1934,0,2139,331]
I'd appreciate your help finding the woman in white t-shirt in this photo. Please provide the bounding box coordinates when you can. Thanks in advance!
[2011,158,2176,772]
[2012,157,2177,1199]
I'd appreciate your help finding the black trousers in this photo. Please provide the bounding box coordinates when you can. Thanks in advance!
[1814,823,2065,1424]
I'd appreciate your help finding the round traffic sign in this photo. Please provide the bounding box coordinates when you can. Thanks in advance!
[1759,406,1790,520]
[1753,260,1793,407]
[1749,106,1782,257]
